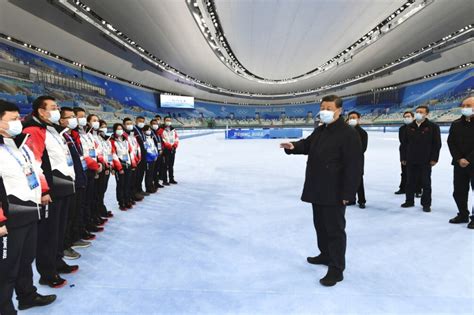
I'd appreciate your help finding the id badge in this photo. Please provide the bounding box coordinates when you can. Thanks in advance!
[122,154,129,162]
[89,148,97,159]
[108,154,113,163]
[26,170,40,190]
[66,152,74,167]
[81,157,88,171]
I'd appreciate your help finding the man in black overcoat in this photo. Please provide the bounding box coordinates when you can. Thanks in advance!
[280,95,363,286]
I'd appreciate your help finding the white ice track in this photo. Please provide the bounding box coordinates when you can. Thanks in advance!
[22,131,473,315]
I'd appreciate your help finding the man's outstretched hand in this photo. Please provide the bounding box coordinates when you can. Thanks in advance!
[280,143,294,150]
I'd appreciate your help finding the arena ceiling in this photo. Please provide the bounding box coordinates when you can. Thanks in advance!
[0,0,473,104]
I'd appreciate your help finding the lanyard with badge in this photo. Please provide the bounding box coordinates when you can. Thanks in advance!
[1,144,39,190]
[87,133,97,159]
[65,133,88,171]
[47,128,74,167]
[116,139,129,162]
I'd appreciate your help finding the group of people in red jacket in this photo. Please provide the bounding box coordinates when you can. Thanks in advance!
[0,96,179,314]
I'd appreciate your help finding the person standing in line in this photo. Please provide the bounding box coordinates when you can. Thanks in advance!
[280,95,363,287]
[0,100,56,314]
[400,105,442,212]
[447,96,474,229]
[142,125,159,193]
[158,117,179,185]
[123,118,144,202]
[110,124,132,211]
[97,119,113,218]
[151,118,164,190]
[59,108,90,261]
[23,96,77,288]
[346,111,368,209]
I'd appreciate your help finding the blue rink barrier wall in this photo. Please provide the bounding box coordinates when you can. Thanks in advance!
[225,128,303,139]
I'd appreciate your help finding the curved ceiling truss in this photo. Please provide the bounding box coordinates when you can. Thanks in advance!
[58,0,472,100]
[188,0,432,85]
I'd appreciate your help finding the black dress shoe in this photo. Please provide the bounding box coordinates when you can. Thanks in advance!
[103,211,114,218]
[394,189,405,195]
[359,203,366,209]
[170,180,178,184]
[162,182,170,186]
[18,293,57,310]
[449,214,469,224]
[141,191,150,196]
[401,202,414,208]
[157,183,164,188]
[87,225,104,233]
[39,275,67,288]
[346,201,356,206]
[319,267,344,287]
[82,231,96,241]
[468,220,474,229]
[133,194,144,202]
[307,255,329,266]
[57,264,79,274]
[423,206,431,212]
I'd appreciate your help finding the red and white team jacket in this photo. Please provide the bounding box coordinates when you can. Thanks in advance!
[158,127,179,150]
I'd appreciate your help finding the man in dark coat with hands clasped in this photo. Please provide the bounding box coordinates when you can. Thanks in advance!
[280,95,363,287]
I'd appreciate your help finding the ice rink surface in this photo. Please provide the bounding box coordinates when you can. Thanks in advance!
[23,131,473,315]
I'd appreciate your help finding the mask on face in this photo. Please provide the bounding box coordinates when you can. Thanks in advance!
[165,121,172,127]
[91,121,100,130]
[403,117,413,125]
[137,122,145,129]
[78,117,87,127]
[5,120,23,137]
[67,118,78,130]
[348,119,358,127]
[414,113,424,121]
[116,130,124,136]
[319,110,335,124]
[145,130,152,136]
[49,110,61,124]
[126,124,134,131]
[152,124,159,130]
[100,127,108,134]
[461,107,473,117]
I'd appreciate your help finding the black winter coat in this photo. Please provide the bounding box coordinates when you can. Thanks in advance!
[400,119,442,165]
[447,116,474,165]
[286,117,363,206]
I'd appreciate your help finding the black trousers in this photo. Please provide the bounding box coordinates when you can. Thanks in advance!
[64,187,85,249]
[145,161,156,192]
[406,163,432,207]
[96,170,110,217]
[161,149,176,183]
[312,203,347,271]
[153,155,163,187]
[399,164,422,193]
[130,168,137,199]
[136,159,146,194]
[0,222,38,315]
[84,172,96,225]
[36,195,72,279]
[115,166,131,206]
[453,164,474,219]
[350,176,366,205]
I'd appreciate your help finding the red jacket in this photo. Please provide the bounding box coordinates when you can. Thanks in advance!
[71,129,100,172]
[0,205,6,227]
[158,127,179,150]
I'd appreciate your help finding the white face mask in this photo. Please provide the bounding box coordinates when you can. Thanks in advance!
[78,117,87,127]
[319,110,335,124]
[151,124,159,130]
[5,120,23,137]
[348,119,358,127]
[67,118,78,130]
[137,122,145,129]
[48,110,61,124]
[165,121,172,127]
[461,107,473,117]
[145,130,152,136]
[403,117,413,125]
[116,130,124,136]
[414,113,425,121]
[100,127,108,134]
[91,121,100,130]
[126,124,134,131]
